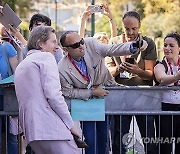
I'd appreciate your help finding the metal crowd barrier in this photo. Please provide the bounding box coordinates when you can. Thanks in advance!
[66,86,180,154]
[0,84,19,154]
[2,84,180,154]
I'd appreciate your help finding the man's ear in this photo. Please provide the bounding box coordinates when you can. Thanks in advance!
[63,47,68,53]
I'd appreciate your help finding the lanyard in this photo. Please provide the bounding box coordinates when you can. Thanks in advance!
[68,54,90,82]
[167,58,180,86]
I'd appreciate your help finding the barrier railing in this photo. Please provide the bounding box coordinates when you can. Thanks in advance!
[1,85,180,154]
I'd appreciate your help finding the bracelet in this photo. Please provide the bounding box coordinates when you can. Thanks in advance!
[109,17,114,22]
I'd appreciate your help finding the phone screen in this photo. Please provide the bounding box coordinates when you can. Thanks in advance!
[90,5,104,13]
[138,33,142,47]
[125,57,135,64]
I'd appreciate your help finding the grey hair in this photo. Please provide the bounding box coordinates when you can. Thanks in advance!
[27,26,55,51]
[93,32,108,39]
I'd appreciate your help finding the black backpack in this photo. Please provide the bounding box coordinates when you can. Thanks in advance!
[154,58,168,86]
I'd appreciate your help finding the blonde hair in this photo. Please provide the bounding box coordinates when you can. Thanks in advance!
[93,32,108,39]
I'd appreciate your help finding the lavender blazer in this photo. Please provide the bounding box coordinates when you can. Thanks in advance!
[14,50,74,145]
[58,37,132,100]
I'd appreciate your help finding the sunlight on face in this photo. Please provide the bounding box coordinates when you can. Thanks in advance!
[94,32,109,44]
[64,32,85,61]
[41,32,58,55]
[123,17,140,42]
[163,37,180,59]
[97,35,108,44]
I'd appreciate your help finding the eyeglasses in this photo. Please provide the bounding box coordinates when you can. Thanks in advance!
[65,38,84,49]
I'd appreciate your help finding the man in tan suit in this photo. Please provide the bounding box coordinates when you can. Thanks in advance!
[58,31,147,154]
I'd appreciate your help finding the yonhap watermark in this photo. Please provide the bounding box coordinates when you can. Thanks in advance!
[122,133,180,145]
[141,137,180,144]
[122,133,138,154]
[122,133,136,147]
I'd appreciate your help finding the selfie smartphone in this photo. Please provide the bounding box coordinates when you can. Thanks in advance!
[125,57,135,64]
[90,5,104,13]
[138,32,142,47]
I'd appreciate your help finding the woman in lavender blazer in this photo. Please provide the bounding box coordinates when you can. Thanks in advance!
[14,26,80,154]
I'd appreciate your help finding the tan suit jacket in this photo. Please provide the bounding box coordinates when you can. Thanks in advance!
[14,50,74,145]
[58,37,132,100]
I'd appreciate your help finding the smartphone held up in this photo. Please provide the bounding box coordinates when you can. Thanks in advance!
[138,32,142,48]
[90,5,104,13]
[125,57,135,64]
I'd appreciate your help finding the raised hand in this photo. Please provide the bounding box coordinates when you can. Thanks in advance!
[101,4,113,19]
[81,6,92,21]
[0,6,3,15]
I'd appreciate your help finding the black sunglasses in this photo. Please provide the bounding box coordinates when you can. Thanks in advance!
[65,38,84,49]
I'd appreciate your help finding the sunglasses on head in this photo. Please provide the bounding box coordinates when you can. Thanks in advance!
[65,38,84,49]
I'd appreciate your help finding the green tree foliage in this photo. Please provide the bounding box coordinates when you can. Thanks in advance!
[95,0,180,38]
[0,0,17,11]
[95,0,126,36]
[162,12,180,35]
[131,0,144,18]
[0,0,32,31]
[95,9,123,37]
[142,12,180,37]
[142,0,180,15]
[141,13,163,38]
[141,0,180,37]
[15,0,32,18]
[0,0,32,16]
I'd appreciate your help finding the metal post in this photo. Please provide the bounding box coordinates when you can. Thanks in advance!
[55,0,58,31]
[91,0,95,37]
[157,38,161,60]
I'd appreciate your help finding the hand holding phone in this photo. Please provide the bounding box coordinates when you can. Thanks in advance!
[125,57,135,64]
[5,30,21,48]
[90,5,104,13]
[138,32,142,48]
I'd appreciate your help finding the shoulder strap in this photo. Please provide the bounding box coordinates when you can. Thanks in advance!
[1,43,13,76]
[154,58,168,86]
[161,59,168,73]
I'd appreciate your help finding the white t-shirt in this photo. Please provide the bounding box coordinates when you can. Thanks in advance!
[161,59,180,104]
